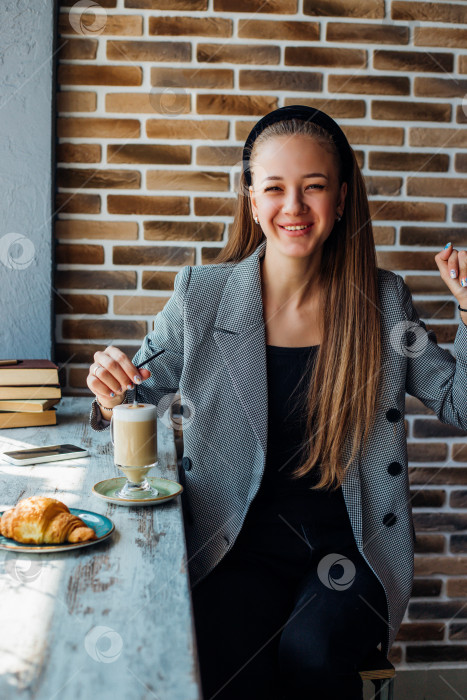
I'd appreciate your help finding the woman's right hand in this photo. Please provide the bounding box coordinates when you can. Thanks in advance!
[87,345,151,409]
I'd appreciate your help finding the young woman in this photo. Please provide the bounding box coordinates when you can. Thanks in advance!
[88,105,467,700]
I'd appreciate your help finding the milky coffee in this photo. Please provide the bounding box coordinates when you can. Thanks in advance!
[111,403,157,467]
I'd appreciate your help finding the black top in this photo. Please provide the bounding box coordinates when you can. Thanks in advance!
[222,343,359,572]
[258,343,321,500]
[244,343,356,543]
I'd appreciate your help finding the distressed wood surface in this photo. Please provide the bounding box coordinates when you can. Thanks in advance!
[0,397,202,700]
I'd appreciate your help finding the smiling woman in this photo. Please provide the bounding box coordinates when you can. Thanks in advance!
[249,138,346,260]
[87,103,467,700]
[213,108,381,498]
[248,133,348,349]
[203,106,389,700]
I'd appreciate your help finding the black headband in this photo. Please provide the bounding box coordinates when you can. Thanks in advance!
[242,104,354,187]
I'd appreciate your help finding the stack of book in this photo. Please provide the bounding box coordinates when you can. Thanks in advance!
[0,360,61,429]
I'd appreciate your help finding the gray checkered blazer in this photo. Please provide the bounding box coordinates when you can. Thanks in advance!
[89,238,467,657]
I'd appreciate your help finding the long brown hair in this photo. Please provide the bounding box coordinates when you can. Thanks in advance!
[212,118,383,492]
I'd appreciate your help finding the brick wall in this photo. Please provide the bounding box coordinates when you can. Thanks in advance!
[55,0,467,669]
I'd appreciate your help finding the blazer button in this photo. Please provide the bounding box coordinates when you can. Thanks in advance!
[182,456,192,471]
[387,461,402,476]
[383,512,397,527]
[386,408,401,422]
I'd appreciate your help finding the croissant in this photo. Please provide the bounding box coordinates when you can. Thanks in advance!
[0,496,98,545]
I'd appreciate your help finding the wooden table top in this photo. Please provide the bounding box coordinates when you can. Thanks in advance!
[0,396,202,700]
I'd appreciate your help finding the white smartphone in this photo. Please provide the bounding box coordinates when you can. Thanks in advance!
[1,444,89,466]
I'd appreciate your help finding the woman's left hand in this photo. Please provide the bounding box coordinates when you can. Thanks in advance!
[435,243,467,305]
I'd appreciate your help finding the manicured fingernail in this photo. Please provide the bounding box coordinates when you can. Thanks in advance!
[461,278,467,287]
[133,375,142,384]
[109,392,115,397]
[127,383,134,390]
[450,269,457,278]
[444,242,452,249]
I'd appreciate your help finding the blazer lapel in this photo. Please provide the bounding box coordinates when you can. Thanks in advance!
[213,240,268,457]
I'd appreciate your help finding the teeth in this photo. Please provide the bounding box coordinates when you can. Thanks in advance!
[283,225,309,231]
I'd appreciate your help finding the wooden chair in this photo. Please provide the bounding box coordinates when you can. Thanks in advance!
[359,647,395,699]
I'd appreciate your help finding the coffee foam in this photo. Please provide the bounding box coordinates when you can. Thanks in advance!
[113,403,156,422]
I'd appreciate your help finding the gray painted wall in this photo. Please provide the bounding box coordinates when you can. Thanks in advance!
[0,0,56,360]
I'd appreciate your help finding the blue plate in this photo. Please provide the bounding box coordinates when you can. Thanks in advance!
[0,507,115,553]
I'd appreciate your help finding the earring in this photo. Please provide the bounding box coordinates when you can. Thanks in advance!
[336,213,342,222]
[254,216,259,224]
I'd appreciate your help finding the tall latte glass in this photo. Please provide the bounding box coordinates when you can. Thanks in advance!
[110,403,159,499]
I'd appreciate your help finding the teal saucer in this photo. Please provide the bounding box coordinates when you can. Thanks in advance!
[92,476,183,506]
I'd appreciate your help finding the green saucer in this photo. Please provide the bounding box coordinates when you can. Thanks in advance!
[92,477,183,506]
